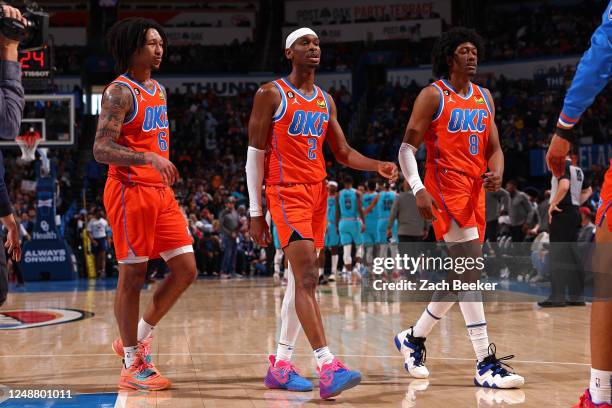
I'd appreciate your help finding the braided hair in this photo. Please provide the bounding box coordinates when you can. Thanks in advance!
[107,17,167,73]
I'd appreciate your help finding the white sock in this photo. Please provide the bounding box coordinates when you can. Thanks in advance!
[276,342,294,363]
[458,295,489,362]
[412,301,455,338]
[123,346,138,368]
[137,318,155,342]
[467,323,489,362]
[331,254,339,276]
[279,262,301,361]
[318,267,324,278]
[590,368,612,404]
[314,346,334,369]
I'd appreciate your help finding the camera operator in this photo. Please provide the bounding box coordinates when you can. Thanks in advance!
[0,3,27,306]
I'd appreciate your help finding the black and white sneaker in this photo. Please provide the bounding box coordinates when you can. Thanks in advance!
[394,326,429,379]
[474,344,524,389]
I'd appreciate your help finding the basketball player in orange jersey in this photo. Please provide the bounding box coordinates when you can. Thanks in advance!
[93,18,196,391]
[547,3,612,406]
[247,27,397,399]
[395,28,524,389]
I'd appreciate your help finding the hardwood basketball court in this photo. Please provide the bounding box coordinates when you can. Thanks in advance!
[0,278,589,407]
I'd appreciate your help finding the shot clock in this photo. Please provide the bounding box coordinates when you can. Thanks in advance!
[19,46,53,91]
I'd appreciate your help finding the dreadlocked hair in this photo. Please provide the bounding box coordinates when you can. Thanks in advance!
[431,27,485,79]
[107,17,167,74]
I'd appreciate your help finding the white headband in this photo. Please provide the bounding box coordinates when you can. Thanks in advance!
[285,27,318,49]
[328,181,338,188]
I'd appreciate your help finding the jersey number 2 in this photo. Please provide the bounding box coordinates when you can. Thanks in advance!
[468,134,478,155]
[307,137,317,160]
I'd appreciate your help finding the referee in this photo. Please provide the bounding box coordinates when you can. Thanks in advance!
[0,4,27,306]
[538,154,592,307]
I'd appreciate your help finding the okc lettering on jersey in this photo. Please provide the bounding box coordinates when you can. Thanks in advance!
[447,108,488,133]
[142,105,169,132]
[287,110,329,137]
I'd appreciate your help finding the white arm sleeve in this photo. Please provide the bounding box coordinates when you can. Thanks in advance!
[398,142,425,196]
[246,146,265,217]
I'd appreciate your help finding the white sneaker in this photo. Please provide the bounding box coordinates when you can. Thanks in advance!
[403,379,429,408]
[475,388,526,406]
[394,327,429,379]
[474,344,524,389]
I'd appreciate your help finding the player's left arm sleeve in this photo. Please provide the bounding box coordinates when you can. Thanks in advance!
[558,9,612,128]
[245,146,265,217]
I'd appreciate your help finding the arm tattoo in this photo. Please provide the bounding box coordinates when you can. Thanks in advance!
[93,84,148,166]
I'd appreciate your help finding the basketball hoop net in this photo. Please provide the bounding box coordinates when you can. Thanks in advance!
[15,133,42,163]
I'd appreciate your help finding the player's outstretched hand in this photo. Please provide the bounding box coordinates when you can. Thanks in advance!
[482,171,502,192]
[250,216,271,247]
[377,161,399,183]
[415,189,438,221]
[146,152,179,186]
[546,134,571,178]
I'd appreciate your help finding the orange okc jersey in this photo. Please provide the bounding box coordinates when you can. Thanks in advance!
[424,79,491,178]
[423,80,493,242]
[264,78,330,185]
[107,74,170,187]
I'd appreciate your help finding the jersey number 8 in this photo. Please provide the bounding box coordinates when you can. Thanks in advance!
[468,134,479,155]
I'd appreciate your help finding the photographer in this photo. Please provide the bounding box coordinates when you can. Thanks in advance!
[0,4,27,306]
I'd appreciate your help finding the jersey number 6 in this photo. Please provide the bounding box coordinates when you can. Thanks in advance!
[158,131,169,151]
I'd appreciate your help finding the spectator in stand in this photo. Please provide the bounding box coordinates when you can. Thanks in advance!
[219,196,240,279]
[506,180,534,243]
[485,188,510,242]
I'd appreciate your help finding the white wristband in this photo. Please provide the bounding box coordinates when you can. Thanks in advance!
[398,142,425,196]
[246,146,265,217]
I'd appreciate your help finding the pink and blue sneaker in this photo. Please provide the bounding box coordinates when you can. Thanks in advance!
[317,358,362,400]
[264,355,313,392]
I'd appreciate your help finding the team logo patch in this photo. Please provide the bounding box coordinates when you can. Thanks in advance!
[443,90,450,96]
[474,96,485,104]
[287,91,295,99]
[159,91,165,101]
[0,308,93,330]
[133,88,140,96]
[316,99,327,109]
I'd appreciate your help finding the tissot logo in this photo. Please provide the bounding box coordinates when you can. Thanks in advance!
[0,308,93,330]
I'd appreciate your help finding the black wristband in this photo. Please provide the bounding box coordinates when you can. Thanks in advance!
[555,126,576,144]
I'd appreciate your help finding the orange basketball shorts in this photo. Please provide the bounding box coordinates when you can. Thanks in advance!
[596,170,612,232]
[265,181,327,249]
[104,177,193,263]
[424,167,485,243]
